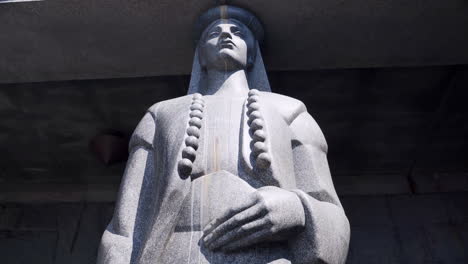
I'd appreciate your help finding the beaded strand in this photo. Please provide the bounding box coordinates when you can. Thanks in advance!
[178,93,205,178]
[247,89,271,169]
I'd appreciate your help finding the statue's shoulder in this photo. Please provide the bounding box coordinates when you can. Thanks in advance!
[260,92,307,124]
[147,95,193,116]
[130,95,192,150]
[261,92,327,151]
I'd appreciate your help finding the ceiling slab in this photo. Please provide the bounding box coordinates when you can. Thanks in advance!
[0,0,468,83]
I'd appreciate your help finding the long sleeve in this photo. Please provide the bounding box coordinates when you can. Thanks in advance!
[97,111,156,264]
[288,109,350,264]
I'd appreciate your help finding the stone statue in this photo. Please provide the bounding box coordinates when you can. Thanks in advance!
[97,5,350,264]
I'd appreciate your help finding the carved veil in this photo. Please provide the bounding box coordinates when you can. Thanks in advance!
[187,5,272,94]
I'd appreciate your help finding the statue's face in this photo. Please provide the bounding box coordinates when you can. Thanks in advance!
[199,19,256,71]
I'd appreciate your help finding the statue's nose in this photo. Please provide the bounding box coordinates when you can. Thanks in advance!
[219,31,232,39]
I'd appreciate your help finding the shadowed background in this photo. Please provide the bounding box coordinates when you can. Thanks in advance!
[1,0,468,263]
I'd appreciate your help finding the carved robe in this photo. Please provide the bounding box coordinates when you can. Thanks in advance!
[97,90,350,264]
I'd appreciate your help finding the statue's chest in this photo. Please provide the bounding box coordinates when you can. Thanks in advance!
[158,93,296,188]
[191,96,245,176]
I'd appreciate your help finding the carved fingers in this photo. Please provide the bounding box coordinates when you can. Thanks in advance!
[220,228,273,252]
[208,217,273,252]
[203,194,257,236]
[202,186,307,252]
[203,203,267,250]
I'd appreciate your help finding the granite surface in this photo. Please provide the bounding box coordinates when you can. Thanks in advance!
[98,5,350,264]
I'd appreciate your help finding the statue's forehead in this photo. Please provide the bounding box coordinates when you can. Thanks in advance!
[204,19,248,31]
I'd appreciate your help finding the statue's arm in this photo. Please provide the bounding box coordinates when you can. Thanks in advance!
[97,110,156,264]
[288,108,350,264]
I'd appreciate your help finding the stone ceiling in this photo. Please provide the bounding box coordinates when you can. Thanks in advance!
[1,0,468,83]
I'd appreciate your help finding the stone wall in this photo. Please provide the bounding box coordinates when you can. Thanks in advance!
[1,192,467,263]
[1,66,467,199]
[1,66,467,262]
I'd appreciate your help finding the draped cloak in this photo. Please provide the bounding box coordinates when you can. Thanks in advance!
[97,44,350,264]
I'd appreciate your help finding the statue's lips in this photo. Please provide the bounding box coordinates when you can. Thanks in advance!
[218,40,235,49]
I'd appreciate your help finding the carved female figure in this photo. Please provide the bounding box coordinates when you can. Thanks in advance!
[98,5,350,264]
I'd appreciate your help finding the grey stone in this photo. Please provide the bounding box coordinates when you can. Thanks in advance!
[346,226,401,264]
[2,0,468,83]
[55,204,86,263]
[0,205,22,230]
[334,173,411,196]
[1,64,467,203]
[0,194,466,263]
[98,5,349,264]
[389,194,449,226]
[424,223,468,263]
[397,225,435,264]
[411,170,468,194]
[56,203,110,264]
[443,192,468,224]
[340,196,392,227]
[456,222,468,254]
[0,230,57,264]
[15,204,57,231]
[396,222,468,264]
[0,92,16,112]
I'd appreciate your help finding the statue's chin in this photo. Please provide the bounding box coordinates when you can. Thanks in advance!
[212,52,246,71]
[218,48,237,57]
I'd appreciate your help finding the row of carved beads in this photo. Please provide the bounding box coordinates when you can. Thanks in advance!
[247,89,271,169]
[178,93,205,178]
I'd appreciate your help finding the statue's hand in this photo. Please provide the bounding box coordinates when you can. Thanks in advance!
[202,186,305,252]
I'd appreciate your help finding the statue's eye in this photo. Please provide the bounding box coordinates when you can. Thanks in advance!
[209,31,219,38]
[233,30,244,37]
[232,28,244,37]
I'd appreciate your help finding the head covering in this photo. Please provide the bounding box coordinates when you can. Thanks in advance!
[187,5,271,94]
[194,5,264,45]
